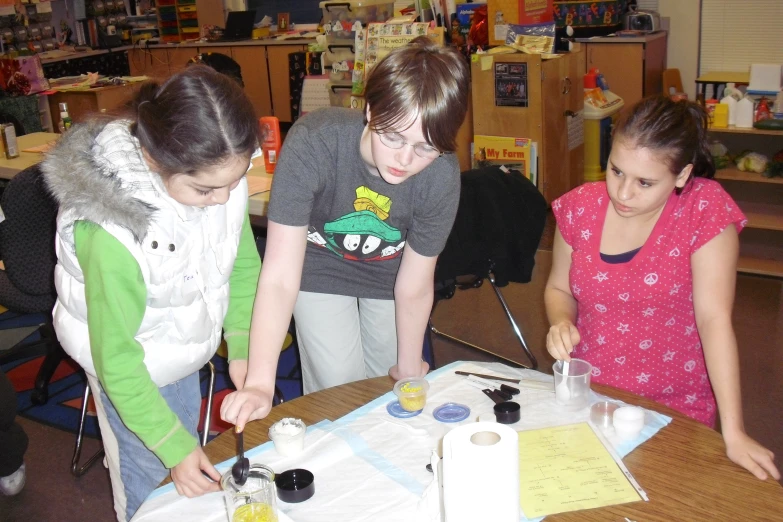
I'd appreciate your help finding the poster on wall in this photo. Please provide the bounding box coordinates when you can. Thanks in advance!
[494,62,528,107]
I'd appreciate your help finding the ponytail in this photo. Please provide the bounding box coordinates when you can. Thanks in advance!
[686,102,715,180]
[614,95,716,191]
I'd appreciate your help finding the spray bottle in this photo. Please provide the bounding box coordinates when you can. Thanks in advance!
[259,116,281,174]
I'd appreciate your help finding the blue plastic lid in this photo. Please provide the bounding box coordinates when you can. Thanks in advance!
[387,400,423,418]
[433,402,471,423]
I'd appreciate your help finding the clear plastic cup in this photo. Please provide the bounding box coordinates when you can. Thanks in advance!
[553,358,592,411]
[393,378,429,412]
[221,464,279,522]
[268,418,306,457]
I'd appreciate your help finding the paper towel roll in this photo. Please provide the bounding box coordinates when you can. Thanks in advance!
[442,423,519,522]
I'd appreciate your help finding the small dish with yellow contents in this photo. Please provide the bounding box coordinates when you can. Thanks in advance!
[393,378,430,412]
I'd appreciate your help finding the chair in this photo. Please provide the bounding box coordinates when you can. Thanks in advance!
[429,166,548,369]
[188,52,244,87]
[662,68,684,97]
[71,361,218,477]
[0,164,64,405]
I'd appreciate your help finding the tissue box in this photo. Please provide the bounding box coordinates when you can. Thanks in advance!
[748,63,783,94]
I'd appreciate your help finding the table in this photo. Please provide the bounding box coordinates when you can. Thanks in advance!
[695,71,750,100]
[0,132,272,218]
[0,132,59,181]
[197,376,783,521]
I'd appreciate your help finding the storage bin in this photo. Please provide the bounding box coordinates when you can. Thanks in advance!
[328,81,353,108]
[320,0,394,39]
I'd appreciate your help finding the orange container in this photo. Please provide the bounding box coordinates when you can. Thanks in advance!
[259,116,281,174]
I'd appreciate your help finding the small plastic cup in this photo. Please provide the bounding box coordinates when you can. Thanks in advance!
[590,401,619,431]
[553,358,592,411]
[268,418,306,457]
[393,378,429,412]
[221,464,278,522]
[613,406,645,440]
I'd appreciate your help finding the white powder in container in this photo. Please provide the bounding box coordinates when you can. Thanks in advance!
[269,418,306,456]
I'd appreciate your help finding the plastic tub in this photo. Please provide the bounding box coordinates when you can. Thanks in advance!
[320,0,394,39]
[393,378,429,412]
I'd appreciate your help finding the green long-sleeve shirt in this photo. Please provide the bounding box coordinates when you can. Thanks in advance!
[74,214,261,468]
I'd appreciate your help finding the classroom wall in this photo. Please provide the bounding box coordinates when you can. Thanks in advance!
[657,0,699,100]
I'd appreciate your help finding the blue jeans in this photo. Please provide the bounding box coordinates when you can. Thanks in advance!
[91,372,201,521]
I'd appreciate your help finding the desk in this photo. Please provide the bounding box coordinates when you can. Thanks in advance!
[196,376,783,521]
[696,71,750,100]
[0,132,59,181]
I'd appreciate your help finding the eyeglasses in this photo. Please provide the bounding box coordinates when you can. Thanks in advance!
[376,132,444,159]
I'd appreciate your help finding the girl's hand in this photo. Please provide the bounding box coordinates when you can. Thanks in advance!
[389,360,429,382]
[220,386,273,432]
[228,359,248,391]
[724,430,780,480]
[171,446,221,497]
[546,321,580,361]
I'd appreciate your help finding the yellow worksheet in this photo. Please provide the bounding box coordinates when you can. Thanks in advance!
[518,422,643,518]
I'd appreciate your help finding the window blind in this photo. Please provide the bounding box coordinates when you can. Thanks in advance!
[636,1,659,11]
[700,0,783,75]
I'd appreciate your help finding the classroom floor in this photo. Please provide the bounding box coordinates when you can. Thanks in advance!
[1,215,781,521]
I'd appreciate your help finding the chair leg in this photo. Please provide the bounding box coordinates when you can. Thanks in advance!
[429,273,538,370]
[487,272,538,370]
[71,383,104,477]
[32,322,65,405]
[201,361,215,447]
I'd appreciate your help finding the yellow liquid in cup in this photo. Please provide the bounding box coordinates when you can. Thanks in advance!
[232,503,278,522]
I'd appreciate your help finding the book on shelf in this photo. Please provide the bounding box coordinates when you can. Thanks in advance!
[472,135,538,186]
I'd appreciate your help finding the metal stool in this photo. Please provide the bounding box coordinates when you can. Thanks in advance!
[71,361,217,477]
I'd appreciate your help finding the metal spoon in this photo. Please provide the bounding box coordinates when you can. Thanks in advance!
[231,427,249,486]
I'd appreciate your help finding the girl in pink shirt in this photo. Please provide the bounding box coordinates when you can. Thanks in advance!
[546,96,779,481]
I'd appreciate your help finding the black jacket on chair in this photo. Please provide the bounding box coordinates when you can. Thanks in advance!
[435,166,548,287]
[0,164,63,405]
[0,165,58,312]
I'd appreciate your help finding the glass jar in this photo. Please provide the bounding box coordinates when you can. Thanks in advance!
[221,464,279,522]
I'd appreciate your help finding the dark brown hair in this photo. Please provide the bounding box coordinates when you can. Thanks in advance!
[363,36,469,152]
[613,95,715,184]
[130,65,260,178]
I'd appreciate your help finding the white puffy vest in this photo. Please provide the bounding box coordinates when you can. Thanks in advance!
[52,127,249,387]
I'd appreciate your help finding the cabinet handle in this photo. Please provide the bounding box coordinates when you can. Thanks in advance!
[562,77,572,95]
[323,2,352,12]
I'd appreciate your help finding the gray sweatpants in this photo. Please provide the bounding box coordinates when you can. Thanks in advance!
[293,291,398,394]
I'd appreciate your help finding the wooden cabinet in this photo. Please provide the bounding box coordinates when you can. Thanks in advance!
[579,32,667,109]
[230,46,272,119]
[48,83,144,130]
[267,45,307,123]
[128,44,299,123]
[128,48,175,80]
[471,50,585,203]
[711,127,783,278]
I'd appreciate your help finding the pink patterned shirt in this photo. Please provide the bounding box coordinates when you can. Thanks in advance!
[552,179,746,425]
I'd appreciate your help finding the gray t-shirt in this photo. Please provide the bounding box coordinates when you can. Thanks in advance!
[267,108,460,299]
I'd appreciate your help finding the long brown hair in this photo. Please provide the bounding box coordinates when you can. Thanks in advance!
[130,65,260,178]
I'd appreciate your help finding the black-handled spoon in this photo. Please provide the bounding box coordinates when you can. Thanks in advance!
[231,427,249,486]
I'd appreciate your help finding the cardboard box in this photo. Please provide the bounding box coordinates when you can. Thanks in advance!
[519,0,553,25]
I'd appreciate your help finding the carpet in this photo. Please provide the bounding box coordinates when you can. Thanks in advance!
[0,310,304,442]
